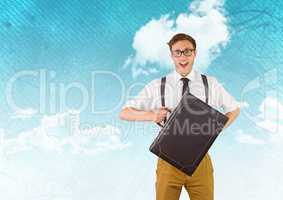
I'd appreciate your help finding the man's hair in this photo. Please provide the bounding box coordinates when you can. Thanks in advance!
[167,33,196,51]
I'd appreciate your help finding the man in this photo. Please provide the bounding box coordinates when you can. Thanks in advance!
[120,33,240,200]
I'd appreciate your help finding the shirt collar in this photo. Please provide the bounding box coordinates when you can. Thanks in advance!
[173,69,197,82]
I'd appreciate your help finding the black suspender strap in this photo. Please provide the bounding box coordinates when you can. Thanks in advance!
[201,74,209,104]
[161,76,166,107]
[157,76,167,127]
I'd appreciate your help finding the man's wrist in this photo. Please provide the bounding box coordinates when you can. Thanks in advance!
[146,111,155,122]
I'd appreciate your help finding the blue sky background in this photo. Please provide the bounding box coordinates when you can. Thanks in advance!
[0,0,283,199]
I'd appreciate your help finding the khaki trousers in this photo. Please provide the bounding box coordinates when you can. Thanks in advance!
[155,154,214,200]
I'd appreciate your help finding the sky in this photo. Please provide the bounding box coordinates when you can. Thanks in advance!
[0,0,283,199]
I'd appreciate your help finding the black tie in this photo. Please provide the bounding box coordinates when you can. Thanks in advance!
[181,78,189,95]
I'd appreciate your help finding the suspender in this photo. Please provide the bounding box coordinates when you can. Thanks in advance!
[158,74,209,127]
[156,77,167,127]
[161,76,166,107]
[201,74,209,104]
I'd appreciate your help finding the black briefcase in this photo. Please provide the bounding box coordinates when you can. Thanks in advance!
[149,91,228,176]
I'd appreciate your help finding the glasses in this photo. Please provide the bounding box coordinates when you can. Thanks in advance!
[172,48,195,57]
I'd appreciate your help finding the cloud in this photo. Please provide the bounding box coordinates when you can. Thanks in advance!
[235,96,283,145]
[1,110,130,156]
[210,146,283,200]
[239,101,249,108]
[255,96,283,135]
[235,129,266,145]
[124,0,230,78]
[10,108,37,119]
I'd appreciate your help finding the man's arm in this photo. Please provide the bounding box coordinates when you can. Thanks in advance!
[119,107,171,123]
[223,107,240,129]
[210,77,240,129]
[120,107,154,121]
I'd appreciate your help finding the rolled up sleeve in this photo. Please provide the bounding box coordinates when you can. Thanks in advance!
[122,80,157,111]
[211,77,240,113]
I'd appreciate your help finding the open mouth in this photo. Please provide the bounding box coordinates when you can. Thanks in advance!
[179,62,189,68]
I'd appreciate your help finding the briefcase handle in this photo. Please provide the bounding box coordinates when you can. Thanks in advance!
[157,121,165,128]
[156,108,172,127]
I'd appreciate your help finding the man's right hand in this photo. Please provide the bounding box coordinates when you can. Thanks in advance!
[152,107,171,123]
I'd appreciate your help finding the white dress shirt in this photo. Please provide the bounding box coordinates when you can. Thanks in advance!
[123,69,239,115]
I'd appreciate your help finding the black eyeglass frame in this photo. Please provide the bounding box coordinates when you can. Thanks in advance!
[171,48,195,57]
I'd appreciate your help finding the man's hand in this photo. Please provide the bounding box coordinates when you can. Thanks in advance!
[152,107,171,123]
[223,107,240,129]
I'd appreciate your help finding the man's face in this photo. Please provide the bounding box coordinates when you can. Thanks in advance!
[170,40,196,76]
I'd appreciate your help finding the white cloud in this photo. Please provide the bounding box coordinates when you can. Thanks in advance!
[255,96,283,135]
[1,110,130,156]
[236,96,283,145]
[124,0,230,78]
[210,147,283,200]
[235,129,266,145]
[11,108,37,119]
[240,101,249,108]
